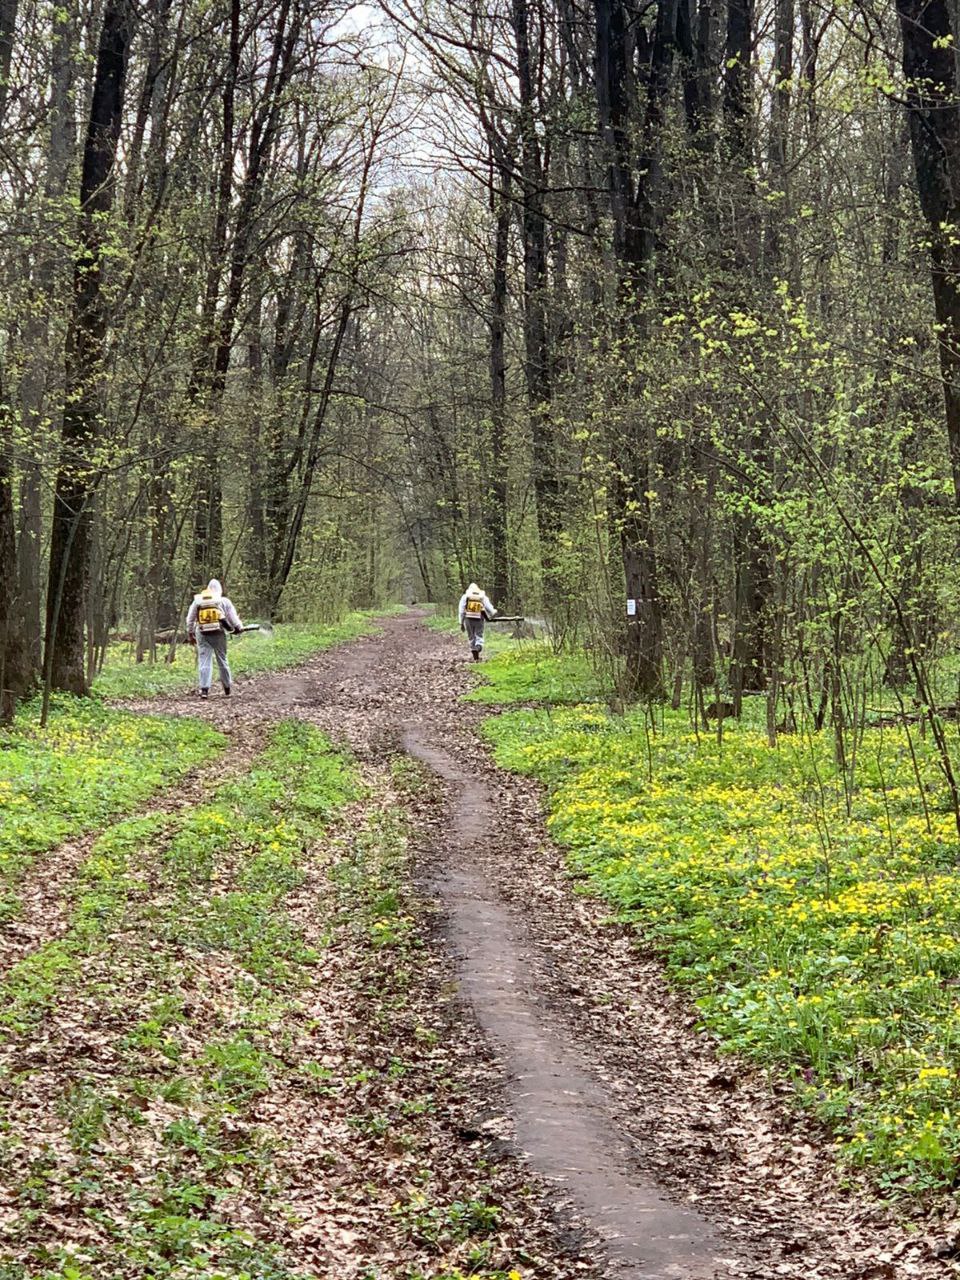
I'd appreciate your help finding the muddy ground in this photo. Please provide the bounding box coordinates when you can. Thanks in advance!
[84,613,960,1276]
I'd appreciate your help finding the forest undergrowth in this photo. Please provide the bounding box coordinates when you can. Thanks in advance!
[475,643,960,1197]
[0,720,557,1280]
[0,614,400,919]
[0,699,223,925]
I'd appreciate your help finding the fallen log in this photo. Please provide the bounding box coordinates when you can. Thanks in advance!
[868,704,960,726]
[111,629,186,644]
[112,623,267,645]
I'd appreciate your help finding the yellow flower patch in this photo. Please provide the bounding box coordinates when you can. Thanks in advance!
[486,701,960,1193]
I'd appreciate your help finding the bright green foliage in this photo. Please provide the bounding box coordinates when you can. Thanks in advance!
[482,654,960,1191]
[423,606,461,634]
[0,724,354,1032]
[465,643,601,705]
[163,721,359,980]
[0,698,221,905]
[1,815,171,1032]
[0,719,534,1276]
[94,613,389,698]
[392,1192,502,1245]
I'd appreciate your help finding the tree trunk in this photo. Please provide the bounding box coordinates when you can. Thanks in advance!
[44,0,134,699]
[16,0,78,680]
[724,0,754,152]
[488,163,511,610]
[191,0,298,577]
[897,0,960,505]
[619,470,664,698]
[244,303,268,603]
[730,526,770,709]
[595,0,679,697]
[267,303,352,616]
[0,396,30,722]
[190,0,240,577]
[764,0,793,264]
[0,0,18,121]
[510,0,558,562]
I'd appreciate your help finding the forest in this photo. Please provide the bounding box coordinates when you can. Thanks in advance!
[1,0,958,727]
[5,0,960,1273]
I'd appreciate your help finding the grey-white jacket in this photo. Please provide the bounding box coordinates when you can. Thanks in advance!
[186,579,242,640]
[458,590,496,625]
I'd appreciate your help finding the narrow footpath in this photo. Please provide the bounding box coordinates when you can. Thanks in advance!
[131,613,954,1280]
[404,723,730,1280]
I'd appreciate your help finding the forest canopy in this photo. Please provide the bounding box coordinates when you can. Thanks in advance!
[0,0,957,741]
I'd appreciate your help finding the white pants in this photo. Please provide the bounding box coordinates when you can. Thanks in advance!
[197,631,232,690]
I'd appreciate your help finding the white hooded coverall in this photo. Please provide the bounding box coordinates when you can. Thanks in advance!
[185,579,243,692]
[458,584,496,653]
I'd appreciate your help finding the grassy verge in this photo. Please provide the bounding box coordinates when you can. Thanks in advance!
[424,606,598,702]
[0,696,221,917]
[475,645,960,1196]
[95,611,394,698]
[0,721,357,1279]
[423,605,461,634]
[465,642,601,705]
[0,725,545,1279]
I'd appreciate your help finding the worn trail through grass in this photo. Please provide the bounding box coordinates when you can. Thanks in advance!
[0,736,261,981]
[1,614,956,1279]
[0,628,588,1280]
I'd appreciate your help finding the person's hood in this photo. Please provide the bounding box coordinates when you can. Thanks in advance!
[466,583,482,597]
[207,579,223,597]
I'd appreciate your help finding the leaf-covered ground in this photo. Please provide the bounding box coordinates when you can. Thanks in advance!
[7,613,960,1279]
[0,698,223,926]
[479,670,960,1196]
[0,713,592,1280]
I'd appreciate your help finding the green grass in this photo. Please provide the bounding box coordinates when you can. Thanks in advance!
[0,697,221,909]
[0,720,534,1279]
[0,813,173,1033]
[424,607,596,700]
[0,721,360,1277]
[95,611,392,698]
[465,641,602,704]
[422,604,461,634]
[162,721,359,981]
[475,645,960,1195]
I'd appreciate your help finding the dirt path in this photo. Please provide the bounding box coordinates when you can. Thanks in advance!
[404,724,732,1280]
[125,614,958,1279]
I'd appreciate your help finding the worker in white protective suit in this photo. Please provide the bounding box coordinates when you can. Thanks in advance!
[457,582,496,661]
[185,579,243,698]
